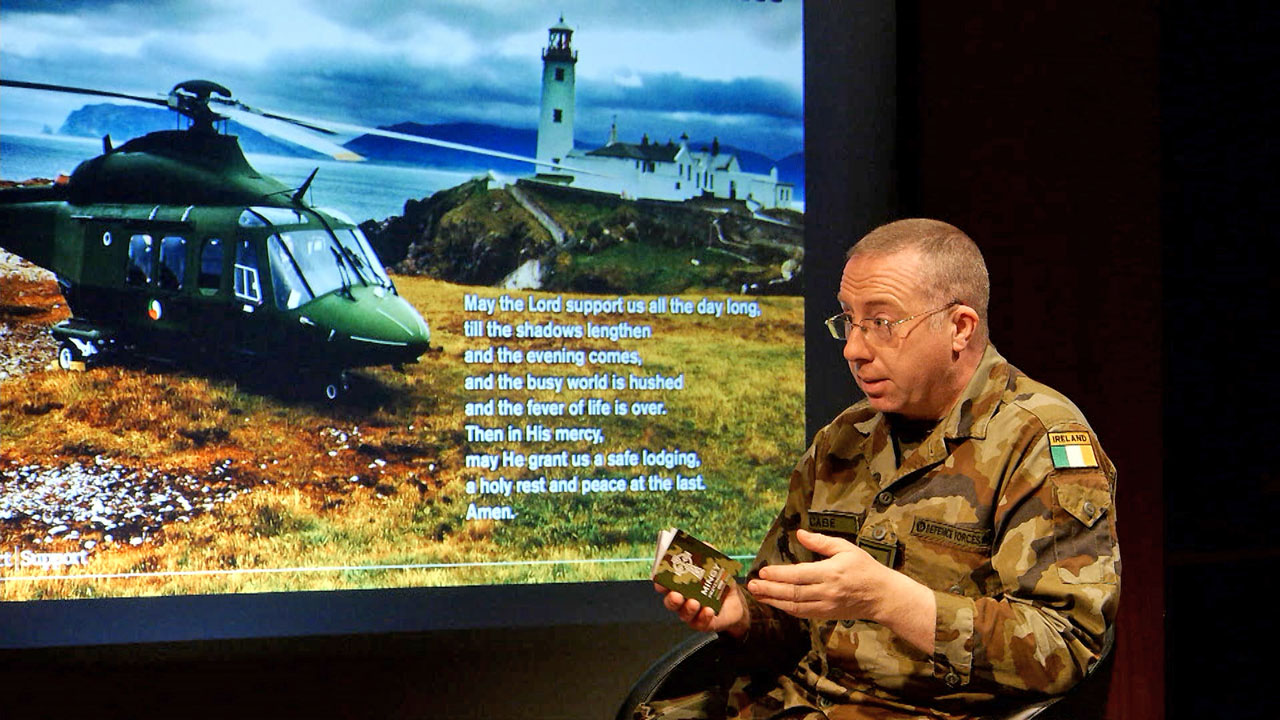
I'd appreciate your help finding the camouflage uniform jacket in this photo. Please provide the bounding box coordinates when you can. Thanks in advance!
[731,344,1120,718]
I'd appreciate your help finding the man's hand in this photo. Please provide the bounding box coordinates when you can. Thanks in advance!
[747,529,892,620]
[655,580,750,638]
[746,529,937,654]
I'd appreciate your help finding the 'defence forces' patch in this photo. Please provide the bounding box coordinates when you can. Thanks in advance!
[910,517,992,551]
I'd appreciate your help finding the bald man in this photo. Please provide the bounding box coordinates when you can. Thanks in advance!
[645,219,1119,720]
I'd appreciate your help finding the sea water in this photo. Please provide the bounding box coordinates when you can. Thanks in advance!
[0,133,481,223]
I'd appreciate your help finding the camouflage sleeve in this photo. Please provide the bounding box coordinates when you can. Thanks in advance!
[932,418,1120,696]
[718,443,817,670]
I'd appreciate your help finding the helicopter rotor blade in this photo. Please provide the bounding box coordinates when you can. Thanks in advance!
[220,105,609,177]
[322,121,606,175]
[210,97,339,136]
[220,107,364,162]
[3,77,609,177]
[317,119,607,176]
[1,79,169,108]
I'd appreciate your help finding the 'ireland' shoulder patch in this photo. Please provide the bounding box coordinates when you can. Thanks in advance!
[1048,431,1098,469]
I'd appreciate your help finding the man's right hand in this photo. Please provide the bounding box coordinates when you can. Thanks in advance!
[655,581,750,638]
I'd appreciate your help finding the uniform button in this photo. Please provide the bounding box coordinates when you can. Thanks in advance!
[872,526,887,541]
[840,619,857,628]
[949,584,964,595]
[876,491,894,506]
[945,671,961,687]
[1083,501,1097,519]
[818,697,833,708]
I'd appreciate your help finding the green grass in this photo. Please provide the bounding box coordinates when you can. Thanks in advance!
[0,276,803,600]
[547,242,768,294]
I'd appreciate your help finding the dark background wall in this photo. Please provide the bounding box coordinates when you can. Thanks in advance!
[902,4,1165,719]
[1159,3,1275,719]
[3,3,1272,718]
[902,3,1274,719]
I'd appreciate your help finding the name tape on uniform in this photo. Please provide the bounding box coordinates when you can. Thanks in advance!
[806,511,862,536]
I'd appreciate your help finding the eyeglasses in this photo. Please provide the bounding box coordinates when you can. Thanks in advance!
[824,300,960,344]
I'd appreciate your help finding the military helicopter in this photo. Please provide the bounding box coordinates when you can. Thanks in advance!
[0,78,573,400]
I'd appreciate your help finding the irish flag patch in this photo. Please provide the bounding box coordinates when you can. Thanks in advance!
[1048,432,1098,469]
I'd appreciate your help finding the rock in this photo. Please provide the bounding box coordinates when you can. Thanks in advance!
[0,457,261,546]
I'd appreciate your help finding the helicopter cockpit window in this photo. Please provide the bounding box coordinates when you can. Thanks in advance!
[158,236,186,291]
[339,228,393,289]
[267,235,314,310]
[127,234,154,286]
[272,230,354,299]
[199,238,224,292]
[234,239,263,304]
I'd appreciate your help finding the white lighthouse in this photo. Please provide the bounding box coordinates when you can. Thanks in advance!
[524,18,795,209]
[535,17,577,170]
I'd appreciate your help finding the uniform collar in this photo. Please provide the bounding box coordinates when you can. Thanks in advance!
[938,343,1009,442]
[829,344,1010,464]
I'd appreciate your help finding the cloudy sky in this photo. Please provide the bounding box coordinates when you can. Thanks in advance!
[0,0,803,160]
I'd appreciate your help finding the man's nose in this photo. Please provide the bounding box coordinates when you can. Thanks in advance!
[843,327,873,365]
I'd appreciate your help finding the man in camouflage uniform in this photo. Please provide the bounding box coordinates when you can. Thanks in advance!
[643,219,1120,719]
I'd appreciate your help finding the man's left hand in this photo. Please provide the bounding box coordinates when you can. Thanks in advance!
[747,529,894,621]
[747,528,937,653]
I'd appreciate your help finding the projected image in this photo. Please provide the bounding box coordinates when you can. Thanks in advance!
[0,0,804,600]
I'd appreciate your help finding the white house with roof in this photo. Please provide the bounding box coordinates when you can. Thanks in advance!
[531,19,795,210]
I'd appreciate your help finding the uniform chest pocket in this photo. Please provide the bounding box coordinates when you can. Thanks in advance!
[901,515,994,596]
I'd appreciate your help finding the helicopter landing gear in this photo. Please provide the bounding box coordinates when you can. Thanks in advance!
[57,341,83,371]
[56,337,99,371]
[51,319,110,371]
[321,371,351,401]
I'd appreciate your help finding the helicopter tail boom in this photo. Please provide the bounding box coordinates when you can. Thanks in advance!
[0,186,71,273]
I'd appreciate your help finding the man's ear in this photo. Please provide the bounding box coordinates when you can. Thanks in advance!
[951,305,980,352]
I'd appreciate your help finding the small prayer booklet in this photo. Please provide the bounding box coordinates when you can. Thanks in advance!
[650,528,743,613]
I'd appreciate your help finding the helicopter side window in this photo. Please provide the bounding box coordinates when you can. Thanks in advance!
[157,236,186,291]
[267,235,314,310]
[127,234,154,286]
[199,238,225,293]
[233,239,263,304]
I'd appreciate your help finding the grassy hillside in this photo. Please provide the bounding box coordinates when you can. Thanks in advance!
[0,272,803,600]
[365,179,804,295]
